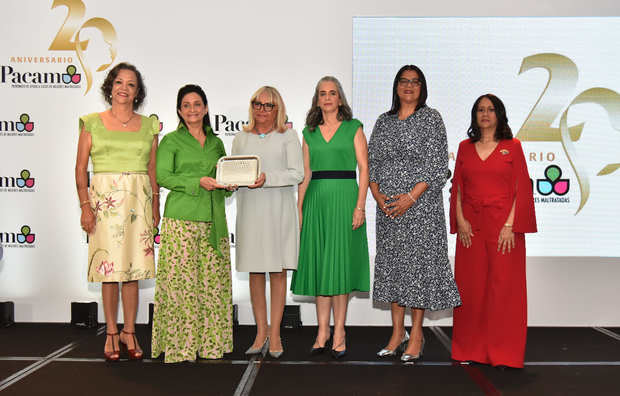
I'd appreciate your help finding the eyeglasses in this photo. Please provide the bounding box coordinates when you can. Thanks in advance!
[398,78,422,87]
[252,101,276,112]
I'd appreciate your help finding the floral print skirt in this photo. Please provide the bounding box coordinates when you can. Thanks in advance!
[87,172,155,282]
[151,217,233,363]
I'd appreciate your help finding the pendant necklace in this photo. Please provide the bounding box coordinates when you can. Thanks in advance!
[111,111,134,127]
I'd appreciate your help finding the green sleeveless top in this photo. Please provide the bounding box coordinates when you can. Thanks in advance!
[79,113,159,173]
[303,118,362,171]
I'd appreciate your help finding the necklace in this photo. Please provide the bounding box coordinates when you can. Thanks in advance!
[110,111,134,127]
[254,129,271,139]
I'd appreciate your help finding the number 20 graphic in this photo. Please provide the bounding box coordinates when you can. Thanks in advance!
[48,0,118,94]
[516,53,620,214]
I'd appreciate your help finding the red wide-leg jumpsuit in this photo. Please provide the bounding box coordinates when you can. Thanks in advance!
[449,138,537,368]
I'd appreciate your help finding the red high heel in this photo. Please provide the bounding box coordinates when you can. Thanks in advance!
[104,332,120,362]
[121,329,143,360]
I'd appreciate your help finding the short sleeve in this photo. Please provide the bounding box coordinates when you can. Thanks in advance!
[79,113,97,135]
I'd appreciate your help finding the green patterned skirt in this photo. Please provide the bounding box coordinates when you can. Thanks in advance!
[151,217,233,363]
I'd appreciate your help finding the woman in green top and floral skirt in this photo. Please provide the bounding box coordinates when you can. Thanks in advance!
[291,76,370,359]
[152,84,235,363]
[75,62,160,361]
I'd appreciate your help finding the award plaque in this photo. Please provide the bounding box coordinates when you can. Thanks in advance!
[216,155,261,186]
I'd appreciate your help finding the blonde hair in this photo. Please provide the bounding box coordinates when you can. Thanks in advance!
[243,86,288,133]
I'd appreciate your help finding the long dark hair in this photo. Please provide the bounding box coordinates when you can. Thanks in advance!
[101,62,146,110]
[176,84,214,135]
[467,94,512,142]
[387,65,428,115]
[305,76,353,131]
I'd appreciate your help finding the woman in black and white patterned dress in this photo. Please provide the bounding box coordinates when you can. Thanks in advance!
[368,65,461,363]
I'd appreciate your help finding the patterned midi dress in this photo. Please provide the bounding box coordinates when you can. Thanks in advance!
[368,107,461,310]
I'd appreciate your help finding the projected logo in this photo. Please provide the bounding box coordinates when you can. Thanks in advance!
[0,169,36,192]
[1,64,82,88]
[62,65,81,84]
[0,114,35,136]
[47,0,119,94]
[153,226,161,245]
[0,225,36,248]
[536,165,569,196]
[516,53,620,214]
[149,114,163,133]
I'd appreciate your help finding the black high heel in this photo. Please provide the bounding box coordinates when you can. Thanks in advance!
[310,337,331,355]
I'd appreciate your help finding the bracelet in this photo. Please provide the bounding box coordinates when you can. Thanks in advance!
[407,192,416,202]
[504,223,513,227]
[152,192,159,196]
[355,207,365,212]
[79,200,91,208]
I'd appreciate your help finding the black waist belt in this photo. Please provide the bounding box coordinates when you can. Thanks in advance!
[311,170,356,179]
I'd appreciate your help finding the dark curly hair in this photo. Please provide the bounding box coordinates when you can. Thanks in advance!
[467,94,513,142]
[387,65,428,115]
[305,76,353,131]
[100,62,146,110]
[176,84,214,135]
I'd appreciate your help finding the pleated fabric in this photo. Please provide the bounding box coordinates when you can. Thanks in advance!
[292,178,369,296]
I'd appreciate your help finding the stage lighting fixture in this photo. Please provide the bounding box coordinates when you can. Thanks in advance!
[0,301,15,327]
[281,305,302,329]
[70,302,98,328]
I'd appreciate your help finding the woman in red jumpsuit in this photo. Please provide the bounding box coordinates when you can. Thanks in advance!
[449,94,537,368]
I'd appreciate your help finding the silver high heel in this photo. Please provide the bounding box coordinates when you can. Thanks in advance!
[269,337,283,359]
[245,336,269,355]
[401,337,425,363]
[377,332,410,357]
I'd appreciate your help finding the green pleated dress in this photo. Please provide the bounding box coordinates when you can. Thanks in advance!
[291,119,370,296]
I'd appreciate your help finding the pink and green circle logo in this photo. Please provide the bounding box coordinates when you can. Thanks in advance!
[62,65,81,84]
[149,114,163,132]
[153,226,160,244]
[17,225,36,244]
[15,114,34,132]
[16,169,35,188]
[536,165,570,196]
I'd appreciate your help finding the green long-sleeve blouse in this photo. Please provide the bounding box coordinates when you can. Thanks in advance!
[156,123,231,254]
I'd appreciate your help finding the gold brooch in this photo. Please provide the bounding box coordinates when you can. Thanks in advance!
[500,149,510,155]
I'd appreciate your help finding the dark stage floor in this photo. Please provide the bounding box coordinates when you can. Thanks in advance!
[1,324,619,395]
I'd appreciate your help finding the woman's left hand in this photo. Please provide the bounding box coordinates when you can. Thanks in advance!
[152,196,161,227]
[352,208,365,230]
[248,173,266,189]
[385,193,415,219]
[497,226,515,254]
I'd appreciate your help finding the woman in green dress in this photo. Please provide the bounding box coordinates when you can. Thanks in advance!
[75,62,160,361]
[291,76,370,359]
[151,84,235,363]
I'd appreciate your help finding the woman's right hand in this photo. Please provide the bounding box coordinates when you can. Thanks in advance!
[81,206,96,234]
[372,192,390,216]
[457,218,474,248]
[200,177,227,191]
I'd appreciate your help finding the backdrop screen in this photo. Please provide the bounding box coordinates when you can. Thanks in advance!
[353,17,620,257]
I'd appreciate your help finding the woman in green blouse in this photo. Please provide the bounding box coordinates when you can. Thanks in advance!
[75,62,159,361]
[151,84,235,363]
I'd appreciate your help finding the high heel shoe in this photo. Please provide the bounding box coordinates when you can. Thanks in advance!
[104,332,120,362]
[268,337,284,359]
[120,329,143,361]
[377,332,410,357]
[331,339,347,359]
[310,337,330,355]
[401,337,425,363]
[245,336,269,355]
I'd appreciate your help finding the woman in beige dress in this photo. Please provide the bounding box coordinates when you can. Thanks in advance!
[75,62,159,361]
[232,86,304,358]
